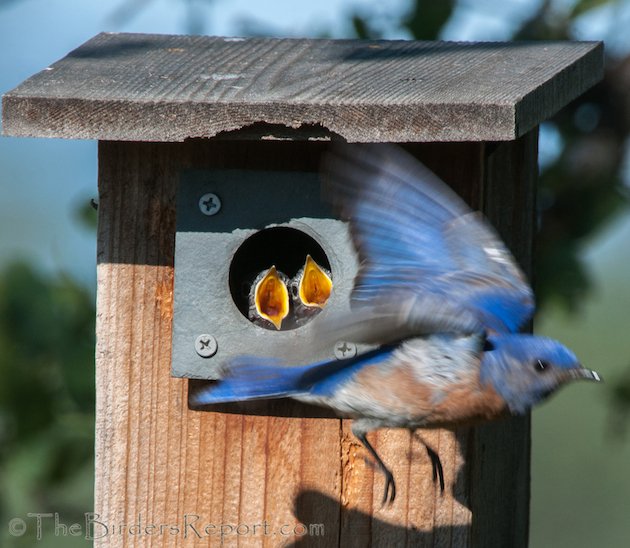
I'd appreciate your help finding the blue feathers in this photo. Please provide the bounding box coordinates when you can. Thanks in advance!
[468,290,532,334]
[485,334,580,370]
[191,357,312,405]
[192,347,395,406]
[325,144,535,335]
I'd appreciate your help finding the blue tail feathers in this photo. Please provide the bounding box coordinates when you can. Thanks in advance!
[190,357,315,405]
[190,346,396,406]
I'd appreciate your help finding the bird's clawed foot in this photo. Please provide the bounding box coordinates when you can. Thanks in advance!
[414,432,445,493]
[425,444,445,492]
[356,431,397,505]
[381,467,397,505]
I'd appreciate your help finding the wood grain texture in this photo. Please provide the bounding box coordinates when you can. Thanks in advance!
[95,140,342,548]
[94,137,536,546]
[3,33,602,143]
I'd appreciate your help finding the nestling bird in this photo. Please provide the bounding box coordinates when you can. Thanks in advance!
[290,254,333,325]
[193,144,601,503]
[248,265,290,330]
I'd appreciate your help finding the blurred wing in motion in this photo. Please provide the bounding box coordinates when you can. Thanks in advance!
[321,144,534,343]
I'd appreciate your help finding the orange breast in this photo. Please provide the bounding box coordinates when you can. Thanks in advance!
[353,362,508,427]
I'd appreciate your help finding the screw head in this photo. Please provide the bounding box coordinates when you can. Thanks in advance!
[198,193,221,216]
[195,334,218,358]
[334,341,357,360]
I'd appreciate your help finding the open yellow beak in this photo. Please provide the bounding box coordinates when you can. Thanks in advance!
[254,266,289,330]
[298,255,333,309]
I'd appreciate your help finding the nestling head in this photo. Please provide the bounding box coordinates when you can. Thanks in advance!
[481,334,601,414]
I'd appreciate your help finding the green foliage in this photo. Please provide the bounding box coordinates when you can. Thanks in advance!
[512,5,629,313]
[609,363,630,437]
[401,0,455,40]
[74,198,98,232]
[351,14,373,40]
[570,0,618,18]
[0,262,95,546]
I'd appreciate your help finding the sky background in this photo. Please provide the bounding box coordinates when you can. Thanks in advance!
[1,1,630,547]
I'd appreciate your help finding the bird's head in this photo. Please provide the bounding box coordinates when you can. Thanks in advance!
[481,334,601,414]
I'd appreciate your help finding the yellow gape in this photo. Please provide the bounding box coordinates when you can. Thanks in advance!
[298,255,333,308]
[254,266,289,330]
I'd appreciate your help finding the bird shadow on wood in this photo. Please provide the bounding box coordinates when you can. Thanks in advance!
[285,430,475,547]
[288,489,472,547]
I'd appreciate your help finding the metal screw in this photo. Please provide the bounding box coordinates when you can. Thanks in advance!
[198,193,221,216]
[195,334,218,358]
[334,341,357,360]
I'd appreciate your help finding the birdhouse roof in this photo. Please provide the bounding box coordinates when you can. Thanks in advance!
[2,33,603,142]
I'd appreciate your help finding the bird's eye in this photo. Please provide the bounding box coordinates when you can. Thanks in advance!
[533,359,549,373]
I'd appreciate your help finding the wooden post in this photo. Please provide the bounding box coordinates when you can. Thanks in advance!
[2,34,602,547]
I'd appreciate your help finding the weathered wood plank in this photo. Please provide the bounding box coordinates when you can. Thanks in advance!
[3,33,602,143]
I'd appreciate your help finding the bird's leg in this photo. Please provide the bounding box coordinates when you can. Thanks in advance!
[352,425,396,505]
[413,432,445,492]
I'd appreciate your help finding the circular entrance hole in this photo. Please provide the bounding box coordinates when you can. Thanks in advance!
[229,227,332,331]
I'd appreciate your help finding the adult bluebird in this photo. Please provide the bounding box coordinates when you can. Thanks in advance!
[192,144,601,503]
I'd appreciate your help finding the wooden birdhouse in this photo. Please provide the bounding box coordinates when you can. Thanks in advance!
[2,33,603,546]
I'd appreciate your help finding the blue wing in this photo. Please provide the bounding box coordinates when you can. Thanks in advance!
[323,144,534,336]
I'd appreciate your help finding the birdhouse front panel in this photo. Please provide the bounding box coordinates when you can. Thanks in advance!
[171,167,364,379]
